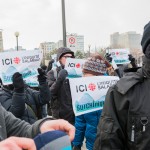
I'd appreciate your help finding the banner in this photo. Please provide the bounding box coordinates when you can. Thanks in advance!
[69,76,119,116]
[0,50,42,85]
[108,49,130,64]
[65,58,86,78]
[25,76,39,87]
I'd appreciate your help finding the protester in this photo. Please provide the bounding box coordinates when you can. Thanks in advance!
[94,21,150,149]
[47,47,75,124]
[105,53,138,78]
[72,54,111,150]
[0,103,75,149]
[0,68,51,124]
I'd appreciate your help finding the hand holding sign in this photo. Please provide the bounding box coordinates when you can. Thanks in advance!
[37,68,47,84]
[58,69,68,81]
[12,72,24,93]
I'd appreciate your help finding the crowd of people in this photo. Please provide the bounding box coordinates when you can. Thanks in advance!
[0,21,150,150]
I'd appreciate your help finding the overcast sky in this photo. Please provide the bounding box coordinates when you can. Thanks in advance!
[0,0,150,51]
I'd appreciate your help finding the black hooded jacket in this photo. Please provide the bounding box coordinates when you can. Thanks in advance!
[47,47,75,124]
[0,82,51,124]
[94,61,150,149]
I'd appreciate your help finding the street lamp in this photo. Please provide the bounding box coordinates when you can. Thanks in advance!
[15,31,19,51]
[88,44,91,57]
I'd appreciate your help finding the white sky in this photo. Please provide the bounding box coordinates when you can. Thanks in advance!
[0,0,150,51]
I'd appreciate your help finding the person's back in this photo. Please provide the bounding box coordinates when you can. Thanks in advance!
[0,69,51,124]
[94,21,150,150]
[47,47,75,124]
[73,54,111,150]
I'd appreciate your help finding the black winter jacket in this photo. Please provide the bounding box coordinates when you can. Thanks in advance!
[0,83,51,124]
[47,67,75,125]
[94,68,150,149]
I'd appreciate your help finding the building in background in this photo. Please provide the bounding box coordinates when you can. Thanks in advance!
[39,42,56,64]
[76,35,84,52]
[55,40,63,49]
[110,31,142,50]
[0,30,3,52]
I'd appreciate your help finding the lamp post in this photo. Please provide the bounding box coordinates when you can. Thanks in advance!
[88,44,91,57]
[61,0,67,47]
[15,32,19,51]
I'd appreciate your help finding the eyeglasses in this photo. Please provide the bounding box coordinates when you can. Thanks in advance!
[62,56,73,58]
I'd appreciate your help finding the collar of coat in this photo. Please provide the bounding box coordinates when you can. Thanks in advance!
[115,68,145,94]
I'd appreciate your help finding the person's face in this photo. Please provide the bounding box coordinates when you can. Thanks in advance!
[59,53,73,66]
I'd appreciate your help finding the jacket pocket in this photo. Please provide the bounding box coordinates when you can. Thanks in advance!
[127,115,150,148]
[100,116,114,133]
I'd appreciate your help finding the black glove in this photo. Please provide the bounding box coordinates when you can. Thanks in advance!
[57,69,68,82]
[12,72,24,93]
[128,54,135,62]
[105,53,112,63]
[37,68,47,84]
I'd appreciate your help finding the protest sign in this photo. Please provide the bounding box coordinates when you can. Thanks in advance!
[25,76,39,87]
[108,49,130,64]
[69,76,119,116]
[65,58,85,77]
[0,50,42,85]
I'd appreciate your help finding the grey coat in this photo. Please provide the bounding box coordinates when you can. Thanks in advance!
[0,103,47,141]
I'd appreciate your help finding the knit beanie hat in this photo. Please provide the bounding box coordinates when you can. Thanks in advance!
[34,130,72,150]
[82,54,111,76]
[141,21,150,54]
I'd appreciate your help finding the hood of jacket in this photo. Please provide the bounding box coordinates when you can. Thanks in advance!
[115,68,145,94]
[56,47,74,61]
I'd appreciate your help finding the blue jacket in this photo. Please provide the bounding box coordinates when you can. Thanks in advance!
[72,109,102,150]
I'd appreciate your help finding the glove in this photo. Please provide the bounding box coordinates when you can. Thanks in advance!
[105,53,112,63]
[57,69,68,81]
[37,68,47,84]
[128,54,135,62]
[12,72,24,93]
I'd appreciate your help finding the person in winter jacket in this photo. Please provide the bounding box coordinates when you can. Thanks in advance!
[72,54,111,150]
[94,21,150,150]
[47,47,75,124]
[0,103,75,149]
[0,68,51,124]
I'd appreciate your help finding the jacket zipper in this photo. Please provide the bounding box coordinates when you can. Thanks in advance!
[131,118,135,142]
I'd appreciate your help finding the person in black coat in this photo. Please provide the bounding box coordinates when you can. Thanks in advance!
[0,68,51,124]
[47,47,75,125]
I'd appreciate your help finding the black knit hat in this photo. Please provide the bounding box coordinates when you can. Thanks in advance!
[141,22,150,54]
[57,47,75,61]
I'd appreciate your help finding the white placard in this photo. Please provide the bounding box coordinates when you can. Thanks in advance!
[0,50,42,85]
[65,58,86,78]
[25,76,39,87]
[108,49,130,64]
[69,76,119,116]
